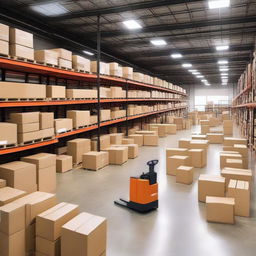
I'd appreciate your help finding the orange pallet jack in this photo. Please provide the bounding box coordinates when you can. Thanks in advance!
[114,160,158,213]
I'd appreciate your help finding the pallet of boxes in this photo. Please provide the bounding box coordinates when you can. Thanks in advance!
[0,23,9,57]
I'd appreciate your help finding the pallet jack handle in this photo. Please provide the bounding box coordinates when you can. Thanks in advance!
[147,160,158,173]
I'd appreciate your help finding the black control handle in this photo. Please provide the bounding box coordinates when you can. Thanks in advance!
[147,160,158,173]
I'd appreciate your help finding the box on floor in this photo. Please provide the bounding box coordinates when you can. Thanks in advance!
[82,151,109,171]
[56,155,73,173]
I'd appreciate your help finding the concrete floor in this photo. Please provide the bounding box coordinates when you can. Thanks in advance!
[56,126,256,256]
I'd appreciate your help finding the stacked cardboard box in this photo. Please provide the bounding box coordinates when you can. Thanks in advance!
[46,85,66,99]
[173,117,183,130]
[72,55,90,72]
[178,138,190,148]
[56,155,73,173]
[0,178,6,188]
[9,27,34,60]
[54,118,73,134]
[109,62,119,76]
[40,112,55,139]
[111,144,139,159]
[66,88,97,99]
[0,161,37,193]
[219,152,242,169]
[91,135,111,151]
[128,134,143,146]
[176,166,194,184]
[166,155,190,176]
[90,61,109,75]
[0,122,17,146]
[0,23,9,55]
[101,109,111,121]
[188,149,205,168]
[36,202,80,256]
[67,110,90,129]
[206,133,224,144]
[110,133,123,144]
[104,146,128,165]
[21,153,57,193]
[82,151,109,171]
[67,139,91,165]
[61,212,107,256]
[223,120,233,135]
[201,125,210,134]
[223,137,247,146]
[122,67,133,79]
[34,49,58,66]
[0,186,26,206]
[52,48,72,69]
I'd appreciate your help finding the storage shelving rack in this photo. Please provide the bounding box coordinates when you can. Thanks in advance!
[0,57,187,156]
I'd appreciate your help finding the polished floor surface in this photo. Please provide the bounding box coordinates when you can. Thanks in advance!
[56,126,256,256]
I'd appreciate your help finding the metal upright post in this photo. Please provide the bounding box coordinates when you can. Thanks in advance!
[125,81,128,136]
[97,15,101,152]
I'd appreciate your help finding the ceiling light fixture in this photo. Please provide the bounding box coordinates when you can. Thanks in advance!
[182,63,192,68]
[150,39,167,46]
[83,50,94,56]
[171,53,183,59]
[218,60,228,65]
[220,68,229,72]
[123,20,142,30]
[208,0,230,9]
[188,69,197,73]
[221,73,229,76]
[30,2,68,16]
[196,75,204,78]
[216,45,229,51]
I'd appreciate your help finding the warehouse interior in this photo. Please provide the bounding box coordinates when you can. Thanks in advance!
[0,0,255,256]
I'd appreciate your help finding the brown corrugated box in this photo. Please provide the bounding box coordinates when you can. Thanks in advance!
[67,138,91,164]
[178,138,190,148]
[21,152,56,169]
[10,112,39,124]
[54,118,73,134]
[90,115,98,125]
[51,48,72,61]
[18,130,43,144]
[223,137,247,146]
[40,112,54,129]
[17,122,39,133]
[176,166,193,185]
[104,146,128,165]
[0,178,6,188]
[128,134,143,146]
[0,39,8,55]
[72,55,90,72]
[56,155,73,173]
[110,133,123,144]
[41,127,54,139]
[26,222,35,253]
[82,151,109,171]
[66,89,97,99]
[227,179,250,217]
[67,110,90,128]
[188,149,205,168]
[0,187,26,206]
[225,158,243,169]
[143,134,158,146]
[201,125,210,134]
[198,174,225,202]
[206,196,235,224]
[0,23,9,41]
[122,138,134,144]
[91,135,111,151]
[0,122,17,145]
[34,50,58,65]
[122,67,133,79]
[206,133,223,144]
[59,58,72,69]
[166,148,188,158]
[36,237,60,256]
[46,85,66,98]
[0,82,46,99]
[10,44,34,60]
[61,212,107,256]
[9,28,33,48]
[0,161,37,193]
[166,155,190,176]
[101,109,111,121]
[111,144,138,159]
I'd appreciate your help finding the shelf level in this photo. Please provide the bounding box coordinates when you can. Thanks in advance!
[232,103,256,108]
[232,85,252,102]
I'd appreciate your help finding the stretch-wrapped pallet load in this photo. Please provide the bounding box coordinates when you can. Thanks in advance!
[34,49,58,66]
[0,23,9,56]
[72,55,90,72]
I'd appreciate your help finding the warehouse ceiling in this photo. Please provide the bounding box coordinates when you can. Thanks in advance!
[0,0,256,87]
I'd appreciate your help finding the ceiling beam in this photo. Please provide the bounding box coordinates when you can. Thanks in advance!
[48,0,203,21]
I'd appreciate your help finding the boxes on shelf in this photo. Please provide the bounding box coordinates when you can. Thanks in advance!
[91,135,111,151]
[0,122,17,146]
[67,110,90,129]
[104,146,128,165]
[0,186,27,206]
[0,23,9,42]
[10,44,34,60]
[166,155,190,176]
[54,118,73,134]
[109,62,119,76]
[34,49,58,66]
[10,28,33,48]
[0,82,46,99]
[10,111,39,124]
[0,39,8,55]
[39,112,54,130]
[66,89,97,99]
[46,85,66,99]
[21,153,57,193]
[90,115,98,125]
[17,123,39,133]
[110,133,123,144]
[72,55,90,72]
[176,166,194,185]
[18,130,43,144]
[122,67,133,79]
[82,151,109,171]
[67,138,91,164]
[101,109,111,121]
[56,155,73,173]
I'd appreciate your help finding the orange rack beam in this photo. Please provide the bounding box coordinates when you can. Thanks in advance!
[232,85,252,102]
[232,103,256,108]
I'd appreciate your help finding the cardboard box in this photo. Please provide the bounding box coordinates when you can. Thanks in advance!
[0,201,25,235]
[0,161,37,193]
[34,50,58,65]
[21,153,56,169]
[206,133,223,144]
[90,115,98,125]
[188,149,205,168]
[46,85,66,98]
[36,236,60,256]
[0,187,26,206]
[166,148,188,158]
[40,112,54,130]
[165,124,176,134]
[166,155,190,176]
[17,122,39,133]
[0,23,9,41]
[112,144,138,159]
[0,39,8,55]
[122,67,133,79]
[58,58,72,69]
[191,134,207,140]
[200,120,209,125]
[41,127,54,139]
[61,212,107,256]
[173,117,183,125]
[122,138,134,144]
[0,82,46,99]
[0,178,6,188]
[101,109,111,121]
[221,168,252,188]
[189,140,209,149]
[56,155,73,173]
[82,151,109,171]
[110,133,123,144]
[206,196,235,224]
[201,125,210,134]
[72,55,90,72]
[10,112,39,124]
[26,222,35,253]
[224,158,243,169]
[104,147,128,165]
[67,110,90,128]
[198,174,225,202]
[176,166,193,185]
[54,118,73,134]
[128,134,143,146]
[0,229,26,256]
[227,179,250,217]
[66,89,97,99]
[18,130,43,143]
[10,28,33,47]
[223,137,247,146]
[143,135,158,146]
[135,130,156,135]
[0,122,17,145]
[67,138,91,164]
[10,44,34,60]
[51,48,72,61]
[91,135,111,151]
[178,138,190,148]
[36,202,79,241]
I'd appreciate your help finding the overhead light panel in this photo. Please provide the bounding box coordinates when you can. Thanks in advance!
[196,75,204,78]
[123,20,142,30]
[150,39,167,46]
[83,50,94,56]
[218,60,228,65]
[201,79,208,83]
[220,68,229,72]
[221,73,229,76]
[171,53,182,59]
[208,0,230,9]
[216,45,229,51]
[193,72,200,75]
[30,3,68,16]
[188,69,197,73]
[182,63,192,68]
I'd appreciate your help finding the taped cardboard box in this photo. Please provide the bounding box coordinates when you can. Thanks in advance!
[110,133,123,144]
[198,174,225,202]
[0,178,6,188]
[58,58,72,69]
[206,133,223,144]
[91,135,110,151]
[0,161,37,193]
[227,179,250,217]
[104,147,128,165]
[223,137,247,146]
[54,118,73,134]
[10,28,33,48]
[188,149,205,168]
[41,128,54,139]
[206,196,235,224]
[56,155,73,173]
[112,144,138,159]
[67,110,90,128]
[219,153,242,169]
[72,55,90,72]
[0,122,17,145]
[143,134,158,146]
[36,236,60,256]
[61,212,107,256]
[34,50,58,66]
[10,44,34,60]
[51,48,72,61]
[176,166,193,185]
[40,112,54,129]
[46,85,66,98]
[178,138,190,148]
[17,122,39,133]
[0,187,26,206]
[18,130,43,144]
[225,158,243,169]
[101,109,111,121]
[166,155,190,176]
[0,39,8,55]
[0,23,9,41]
[0,82,46,99]
[10,112,39,124]
[128,134,143,146]
[82,151,109,171]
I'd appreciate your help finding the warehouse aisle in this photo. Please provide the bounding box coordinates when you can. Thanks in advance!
[56,126,256,256]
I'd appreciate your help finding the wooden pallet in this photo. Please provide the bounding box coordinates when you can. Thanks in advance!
[0,53,10,58]
[35,61,59,68]
[0,98,46,102]
[47,98,66,101]
[56,129,72,135]
[10,56,35,63]
[19,136,55,146]
[58,66,73,71]
[0,143,18,149]
[74,69,91,74]
[74,125,90,130]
